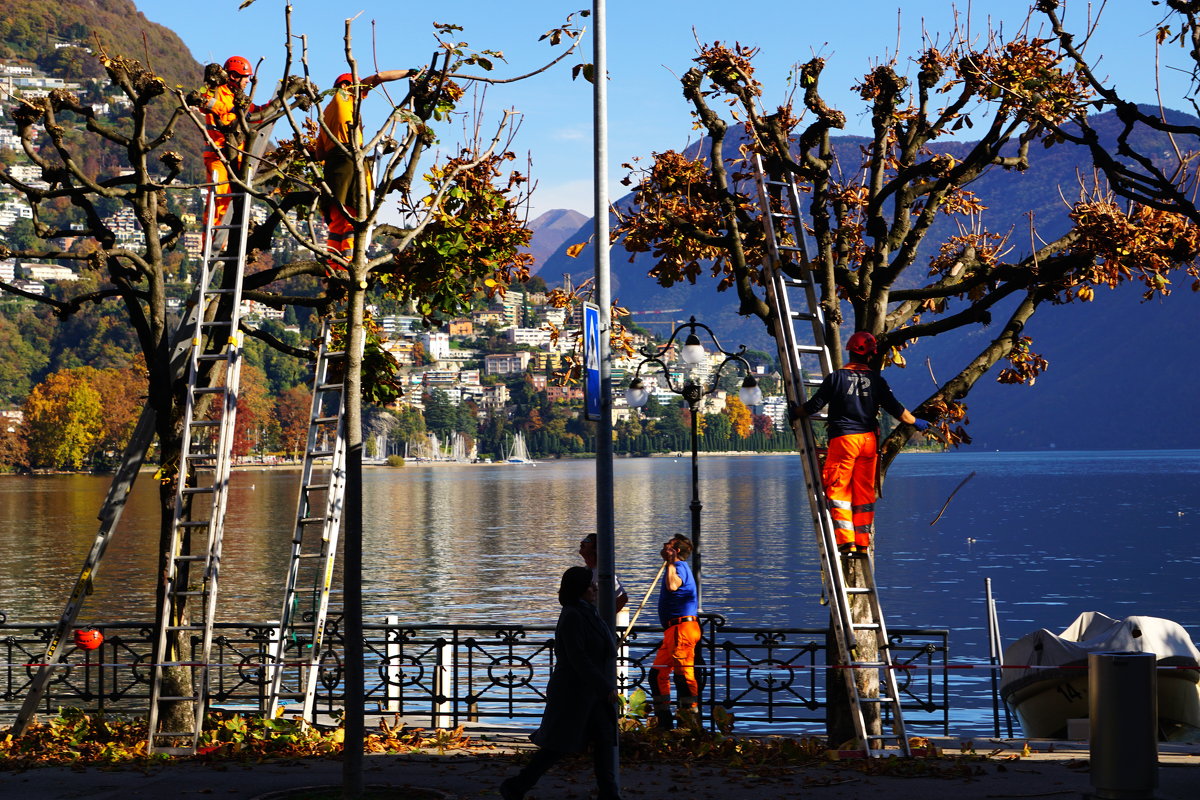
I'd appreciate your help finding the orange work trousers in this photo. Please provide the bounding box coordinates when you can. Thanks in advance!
[203,153,233,229]
[822,431,878,549]
[651,618,701,704]
[323,204,355,272]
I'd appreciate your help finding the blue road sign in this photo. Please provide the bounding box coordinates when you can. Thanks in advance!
[583,303,601,421]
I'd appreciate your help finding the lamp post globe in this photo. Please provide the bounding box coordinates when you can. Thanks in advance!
[622,317,764,613]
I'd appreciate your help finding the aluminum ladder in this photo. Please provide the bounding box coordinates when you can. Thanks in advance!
[12,114,282,743]
[9,311,198,736]
[751,152,910,757]
[265,318,351,721]
[145,182,253,755]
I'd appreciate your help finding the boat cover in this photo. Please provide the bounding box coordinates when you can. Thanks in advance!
[1000,611,1200,691]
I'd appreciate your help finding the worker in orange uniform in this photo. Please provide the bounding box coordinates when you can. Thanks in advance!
[793,331,929,556]
[650,534,700,731]
[189,56,258,230]
[312,69,421,270]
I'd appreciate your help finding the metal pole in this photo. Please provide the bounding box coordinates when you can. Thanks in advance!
[985,578,1000,737]
[592,0,620,794]
[686,391,702,611]
[986,579,1013,737]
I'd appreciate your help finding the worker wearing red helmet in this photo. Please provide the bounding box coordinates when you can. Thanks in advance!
[194,56,257,228]
[793,331,929,556]
[312,68,422,269]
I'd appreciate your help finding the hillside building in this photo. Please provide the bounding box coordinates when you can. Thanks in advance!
[23,263,78,281]
[420,331,451,361]
[485,352,531,376]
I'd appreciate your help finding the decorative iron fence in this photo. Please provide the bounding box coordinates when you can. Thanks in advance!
[1,612,949,734]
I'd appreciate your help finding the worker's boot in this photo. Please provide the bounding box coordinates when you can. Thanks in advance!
[677,696,701,733]
[651,694,674,731]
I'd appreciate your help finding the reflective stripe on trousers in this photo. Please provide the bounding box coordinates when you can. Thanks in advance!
[822,431,878,548]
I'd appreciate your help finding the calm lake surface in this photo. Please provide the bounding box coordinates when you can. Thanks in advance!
[2,449,1198,734]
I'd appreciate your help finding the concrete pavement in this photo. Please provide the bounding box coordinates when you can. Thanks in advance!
[2,736,1198,799]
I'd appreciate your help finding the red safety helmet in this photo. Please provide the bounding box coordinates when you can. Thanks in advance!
[73,628,104,651]
[224,56,253,79]
[846,331,877,355]
[334,72,356,87]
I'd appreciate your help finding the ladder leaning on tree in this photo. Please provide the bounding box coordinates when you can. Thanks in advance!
[9,302,199,738]
[751,152,911,757]
[11,111,289,749]
[265,318,352,722]
[144,179,254,756]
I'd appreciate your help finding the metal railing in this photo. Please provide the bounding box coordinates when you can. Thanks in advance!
[1,613,949,734]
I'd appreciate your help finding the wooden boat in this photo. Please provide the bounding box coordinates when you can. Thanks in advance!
[1000,612,1200,741]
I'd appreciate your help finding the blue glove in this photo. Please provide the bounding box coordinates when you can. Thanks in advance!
[912,418,930,432]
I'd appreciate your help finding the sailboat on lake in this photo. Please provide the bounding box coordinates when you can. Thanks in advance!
[505,432,536,465]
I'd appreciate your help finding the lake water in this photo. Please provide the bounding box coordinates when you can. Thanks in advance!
[1,449,1198,734]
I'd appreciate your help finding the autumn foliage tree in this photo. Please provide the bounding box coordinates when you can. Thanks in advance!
[276,384,312,460]
[725,395,753,439]
[1038,0,1200,244]
[21,366,139,470]
[613,9,1200,745]
[615,17,1200,474]
[0,1,587,755]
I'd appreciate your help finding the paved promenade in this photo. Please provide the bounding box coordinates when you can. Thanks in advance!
[2,736,1198,799]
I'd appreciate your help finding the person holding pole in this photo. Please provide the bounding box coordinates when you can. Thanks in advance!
[650,534,699,731]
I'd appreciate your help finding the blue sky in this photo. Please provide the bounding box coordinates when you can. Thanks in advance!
[134,1,1189,217]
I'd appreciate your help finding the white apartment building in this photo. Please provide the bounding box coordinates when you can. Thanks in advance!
[24,263,78,281]
[507,327,552,348]
[484,352,531,376]
[0,201,32,227]
[421,331,451,361]
[761,396,788,433]
[239,299,285,320]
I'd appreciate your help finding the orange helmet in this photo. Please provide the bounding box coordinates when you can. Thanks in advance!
[73,628,104,651]
[224,56,252,79]
[846,331,877,355]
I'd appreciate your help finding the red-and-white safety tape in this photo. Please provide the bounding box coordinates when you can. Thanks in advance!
[4,661,1198,672]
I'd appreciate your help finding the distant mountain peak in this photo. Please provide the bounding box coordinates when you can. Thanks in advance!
[524,208,588,273]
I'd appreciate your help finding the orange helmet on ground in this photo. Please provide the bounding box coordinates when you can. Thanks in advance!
[846,331,877,355]
[224,56,252,79]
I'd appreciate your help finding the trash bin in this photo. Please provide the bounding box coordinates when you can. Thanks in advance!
[1088,651,1157,800]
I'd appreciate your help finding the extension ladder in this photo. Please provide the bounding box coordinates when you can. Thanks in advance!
[13,109,288,745]
[751,153,910,757]
[265,319,351,721]
[10,313,197,736]
[145,182,253,755]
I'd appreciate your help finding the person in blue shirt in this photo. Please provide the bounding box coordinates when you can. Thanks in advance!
[650,534,699,731]
[793,331,928,556]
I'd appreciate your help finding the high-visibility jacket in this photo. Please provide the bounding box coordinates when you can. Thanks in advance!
[315,87,372,208]
[201,84,240,153]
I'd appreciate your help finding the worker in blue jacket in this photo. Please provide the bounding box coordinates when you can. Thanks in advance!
[793,331,928,556]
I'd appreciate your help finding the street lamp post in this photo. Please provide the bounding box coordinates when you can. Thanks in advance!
[624,317,763,610]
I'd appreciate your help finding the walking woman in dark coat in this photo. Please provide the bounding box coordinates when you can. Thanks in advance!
[500,566,622,800]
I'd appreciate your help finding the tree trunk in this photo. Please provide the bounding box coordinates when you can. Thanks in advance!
[154,445,196,735]
[825,557,880,747]
[342,280,367,798]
